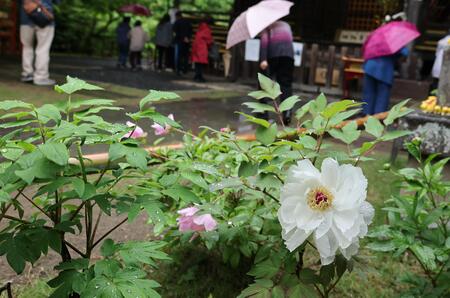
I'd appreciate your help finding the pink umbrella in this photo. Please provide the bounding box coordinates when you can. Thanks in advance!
[362,21,420,60]
[118,4,151,17]
[226,0,294,49]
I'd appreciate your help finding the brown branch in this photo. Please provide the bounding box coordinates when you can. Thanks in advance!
[64,240,86,258]
[20,192,53,220]
[92,217,127,249]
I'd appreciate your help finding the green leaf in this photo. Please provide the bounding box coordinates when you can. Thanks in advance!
[287,284,318,298]
[0,100,33,110]
[410,244,437,271]
[100,239,116,257]
[242,102,276,113]
[256,124,278,145]
[238,161,259,177]
[322,100,361,119]
[329,121,361,144]
[237,112,271,128]
[279,96,301,112]
[383,99,413,126]
[70,99,115,109]
[209,178,243,192]
[319,264,335,286]
[298,135,317,150]
[295,102,311,120]
[54,76,103,95]
[248,90,274,100]
[181,171,208,190]
[72,178,85,197]
[380,130,411,141]
[118,241,169,267]
[365,117,384,138]
[36,104,61,123]
[139,90,180,108]
[162,185,199,203]
[299,268,319,284]
[38,143,69,166]
[108,143,126,161]
[125,147,148,171]
[271,286,285,298]
[248,260,279,279]
[257,73,281,99]
[0,189,10,204]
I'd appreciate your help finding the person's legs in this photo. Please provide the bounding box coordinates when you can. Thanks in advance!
[194,63,205,82]
[362,75,377,115]
[118,43,128,67]
[174,42,180,74]
[136,51,142,69]
[20,25,35,81]
[180,42,189,73]
[157,46,163,70]
[374,81,391,114]
[130,51,136,69]
[34,25,55,84]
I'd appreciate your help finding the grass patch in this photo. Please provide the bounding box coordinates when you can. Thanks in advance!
[0,280,51,298]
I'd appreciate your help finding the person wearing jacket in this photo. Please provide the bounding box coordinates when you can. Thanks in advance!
[20,0,60,86]
[191,16,213,82]
[173,11,192,75]
[128,20,149,71]
[116,16,131,68]
[362,47,408,115]
[155,14,173,71]
[259,20,294,124]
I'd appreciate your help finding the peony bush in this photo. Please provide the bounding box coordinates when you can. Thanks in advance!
[0,74,418,297]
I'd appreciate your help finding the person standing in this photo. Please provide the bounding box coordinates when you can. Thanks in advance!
[173,11,192,75]
[191,17,213,82]
[259,20,295,124]
[362,47,408,115]
[116,16,131,69]
[168,0,180,24]
[430,29,450,91]
[20,0,59,86]
[155,14,173,71]
[128,20,149,71]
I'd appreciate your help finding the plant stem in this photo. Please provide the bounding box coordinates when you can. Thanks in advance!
[272,99,286,129]
[408,248,436,287]
[172,127,200,140]
[76,143,88,183]
[312,119,330,165]
[64,240,86,258]
[325,274,344,296]
[66,95,71,122]
[95,160,110,186]
[92,217,127,249]
[90,212,102,248]
[20,192,53,220]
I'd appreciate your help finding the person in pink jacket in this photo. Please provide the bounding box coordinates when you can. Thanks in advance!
[191,16,214,82]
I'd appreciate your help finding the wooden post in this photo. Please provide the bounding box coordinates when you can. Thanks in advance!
[308,44,319,85]
[339,46,348,89]
[325,45,336,89]
[438,46,450,106]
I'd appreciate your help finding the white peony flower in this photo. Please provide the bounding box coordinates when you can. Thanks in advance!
[278,158,374,265]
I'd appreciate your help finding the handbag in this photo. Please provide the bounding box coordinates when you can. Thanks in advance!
[23,0,54,28]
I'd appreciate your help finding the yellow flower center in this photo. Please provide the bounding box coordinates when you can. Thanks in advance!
[307,186,333,211]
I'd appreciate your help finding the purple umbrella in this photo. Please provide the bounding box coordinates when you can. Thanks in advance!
[362,21,420,60]
[118,4,151,17]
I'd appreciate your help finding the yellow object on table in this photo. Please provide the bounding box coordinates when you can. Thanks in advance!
[419,95,450,115]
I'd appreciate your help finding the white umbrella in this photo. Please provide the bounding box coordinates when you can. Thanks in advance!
[226,0,294,49]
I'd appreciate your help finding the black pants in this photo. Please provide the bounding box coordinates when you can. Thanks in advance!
[267,56,294,101]
[156,45,168,70]
[194,63,205,80]
[130,51,142,69]
[175,41,189,74]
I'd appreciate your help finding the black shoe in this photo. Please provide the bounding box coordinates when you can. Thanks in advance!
[282,110,292,125]
[21,74,33,83]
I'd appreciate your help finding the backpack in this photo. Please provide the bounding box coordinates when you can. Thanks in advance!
[23,0,54,28]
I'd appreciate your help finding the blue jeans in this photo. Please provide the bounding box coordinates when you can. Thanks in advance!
[118,43,129,66]
[363,74,392,115]
[174,41,189,74]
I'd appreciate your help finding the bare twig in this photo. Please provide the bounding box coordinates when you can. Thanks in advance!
[92,217,127,249]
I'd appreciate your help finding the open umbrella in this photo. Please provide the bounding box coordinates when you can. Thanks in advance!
[118,4,151,17]
[226,0,293,49]
[362,21,420,60]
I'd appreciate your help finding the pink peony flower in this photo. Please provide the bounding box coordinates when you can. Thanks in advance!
[123,121,147,139]
[177,206,217,232]
[151,114,174,136]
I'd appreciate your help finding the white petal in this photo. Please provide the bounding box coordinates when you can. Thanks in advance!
[340,240,359,260]
[360,201,375,225]
[331,225,353,249]
[287,159,321,183]
[296,205,324,232]
[278,196,298,224]
[333,165,367,211]
[315,213,333,239]
[315,232,339,265]
[284,228,312,252]
[333,208,359,232]
[320,158,339,189]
